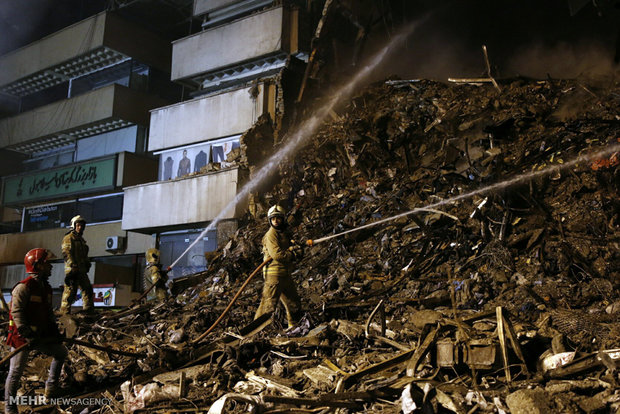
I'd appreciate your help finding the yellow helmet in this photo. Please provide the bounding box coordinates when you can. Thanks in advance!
[146,248,160,264]
[70,215,86,229]
[267,205,286,220]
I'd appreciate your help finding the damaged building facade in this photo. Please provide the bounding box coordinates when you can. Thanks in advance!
[122,0,311,276]
[0,0,619,413]
[0,11,176,306]
[0,0,314,303]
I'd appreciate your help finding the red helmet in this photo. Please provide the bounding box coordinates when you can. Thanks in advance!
[24,248,55,274]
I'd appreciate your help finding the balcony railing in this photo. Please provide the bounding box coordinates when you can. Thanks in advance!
[0,84,169,153]
[171,6,300,85]
[148,82,273,151]
[122,167,247,232]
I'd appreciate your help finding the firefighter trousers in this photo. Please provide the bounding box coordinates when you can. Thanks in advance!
[60,272,94,313]
[255,271,301,328]
[4,341,67,413]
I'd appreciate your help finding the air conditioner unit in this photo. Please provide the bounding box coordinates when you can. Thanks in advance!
[105,236,126,251]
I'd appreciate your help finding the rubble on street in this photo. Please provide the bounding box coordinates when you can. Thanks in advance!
[2,76,619,413]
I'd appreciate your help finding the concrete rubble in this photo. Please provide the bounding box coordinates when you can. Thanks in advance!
[1,76,619,413]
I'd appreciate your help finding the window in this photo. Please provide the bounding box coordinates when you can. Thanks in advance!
[76,126,141,161]
[159,229,217,277]
[157,143,211,180]
[23,146,75,172]
[211,139,240,165]
[69,60,149,97]
[22,201,76,232]
[155,136,240,181]
[77,193,123,225]
[21,193,123,232]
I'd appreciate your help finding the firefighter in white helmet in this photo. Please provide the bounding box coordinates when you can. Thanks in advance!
[144,248,169,301]
[254,205,303,330]
[60,215,94,314]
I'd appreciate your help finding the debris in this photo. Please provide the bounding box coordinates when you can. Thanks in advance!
[505,388,553,414]
[12,75,620,413]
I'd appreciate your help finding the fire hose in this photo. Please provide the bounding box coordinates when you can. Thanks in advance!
[133,266,172,303]
[191,240,320,344]
[192,258,272,344]
[0,337,146,366]
[189,230,398,344]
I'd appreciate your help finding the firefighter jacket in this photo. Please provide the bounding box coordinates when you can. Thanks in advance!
[7,275,58,348]
[144,263,167,286]
[262,226,294,279]
[62,230,90,275]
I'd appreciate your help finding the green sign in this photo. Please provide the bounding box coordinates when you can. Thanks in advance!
[3,157,116,205]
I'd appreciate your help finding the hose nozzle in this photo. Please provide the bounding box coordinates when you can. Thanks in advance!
[306,239,314,247]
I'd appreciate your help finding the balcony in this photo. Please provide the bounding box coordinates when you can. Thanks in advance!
[0,84,169,153]
[194,0,274,28]
[171,5,302,87]
[0,11,171,97]
[148,82,274,151]
[122,167,247,232]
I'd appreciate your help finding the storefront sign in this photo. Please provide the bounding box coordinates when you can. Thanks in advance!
[22,202,76,232]
[3,157,116,205]
[73,284,132,307]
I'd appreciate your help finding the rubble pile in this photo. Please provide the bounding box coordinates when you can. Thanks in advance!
[4,77,620,413]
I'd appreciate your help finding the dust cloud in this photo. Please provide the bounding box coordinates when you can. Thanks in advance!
[358,0,619,82]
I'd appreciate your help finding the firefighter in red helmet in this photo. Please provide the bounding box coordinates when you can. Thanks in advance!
[4,248,67,413]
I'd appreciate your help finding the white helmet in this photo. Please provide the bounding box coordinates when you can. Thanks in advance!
[267,205,286,220]
[70,215,86,229]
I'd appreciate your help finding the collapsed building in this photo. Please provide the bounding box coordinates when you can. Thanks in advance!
[0,0,619,413]
[3,75,618,413]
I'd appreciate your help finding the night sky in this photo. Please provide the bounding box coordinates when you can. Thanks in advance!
[1,0,618,80]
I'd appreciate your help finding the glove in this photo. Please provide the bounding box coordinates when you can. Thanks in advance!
[17,325,35,340]
[50,325,64,342]
[161,268,170,281]
[289,245,304,261]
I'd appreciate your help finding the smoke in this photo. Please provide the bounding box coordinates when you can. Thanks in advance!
[0,0,107,57]
[0,0,52,56]
[506,40,618,79]
[357,0,619,82]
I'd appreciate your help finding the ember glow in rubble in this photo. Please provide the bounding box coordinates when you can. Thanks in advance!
[1,1,619,413]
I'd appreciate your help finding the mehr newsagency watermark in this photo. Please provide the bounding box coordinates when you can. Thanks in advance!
[10,395,112,406]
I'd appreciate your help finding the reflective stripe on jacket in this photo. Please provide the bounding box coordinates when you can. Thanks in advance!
[262,227,294,279]
[7,276,53,347]
[62,231,90,274]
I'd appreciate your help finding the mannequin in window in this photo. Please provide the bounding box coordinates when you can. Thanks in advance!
[194,150,207,172]
[177,150,191,177]
[163,156,174,180]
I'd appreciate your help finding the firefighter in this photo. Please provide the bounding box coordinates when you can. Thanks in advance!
[254,205,303,330]
[144,248,168,301]
[4,249,67,413]
[60,215,94,314]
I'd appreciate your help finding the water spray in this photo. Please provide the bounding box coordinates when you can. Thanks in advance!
[305,143,620,247]
[168,18,427,271]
